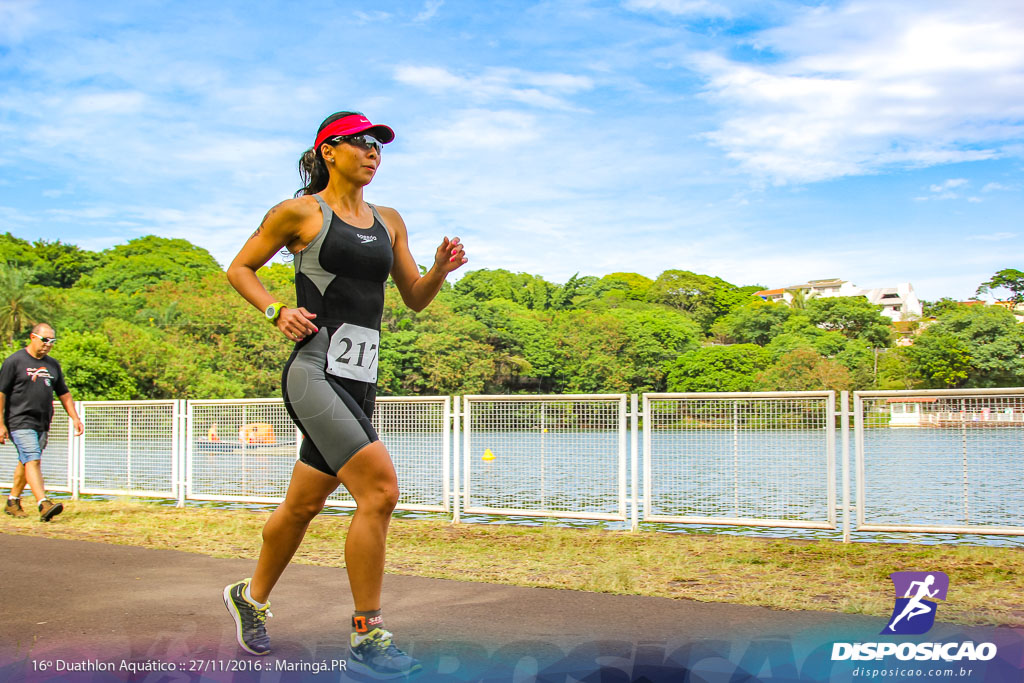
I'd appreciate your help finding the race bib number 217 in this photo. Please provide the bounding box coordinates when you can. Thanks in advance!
[326,323,380,383]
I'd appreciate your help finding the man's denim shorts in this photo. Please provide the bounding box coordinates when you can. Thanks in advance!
[10,429,49,464]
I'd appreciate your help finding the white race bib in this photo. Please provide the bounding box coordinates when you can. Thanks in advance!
[326,323,380,383]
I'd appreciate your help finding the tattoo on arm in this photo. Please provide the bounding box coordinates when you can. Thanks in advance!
[248,206,280,241]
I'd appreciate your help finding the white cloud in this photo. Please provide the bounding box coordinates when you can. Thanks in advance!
[353,10,391,23]
[694,0,1024,183]
[971,232,1017,241]
[623,0,731,18]
[413,0,443,23]
[0,0,40,45]
[415,109,541,151]
[915,177,971,200]
[929,178,968,193]
[394,65,594,111]
[982,182,1013,192]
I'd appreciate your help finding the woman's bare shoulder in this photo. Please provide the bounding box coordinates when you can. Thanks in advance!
[372,205,405,227]
[268,195,321,221]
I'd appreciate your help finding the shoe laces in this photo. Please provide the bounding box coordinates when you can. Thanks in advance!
[253,604,272,625]
[369,630,405,656]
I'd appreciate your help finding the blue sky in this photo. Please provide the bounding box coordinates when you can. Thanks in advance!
[1,0,1022,302]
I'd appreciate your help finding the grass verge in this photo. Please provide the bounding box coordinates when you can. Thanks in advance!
[3,499,1022,627]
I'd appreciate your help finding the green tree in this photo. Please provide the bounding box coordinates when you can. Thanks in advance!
[905,332,972,388]
[645,270,754,332]
[0,264,45,343]
[54,331,137,400]
[876,347,918,390]
[453,269,558,310]
[455,298,557,391]
[608,307,701,391]
[135,272,292,398]
[599,272,654,302]
[976,268,1024,305]
[80,236,222,295]
[787,289,817,311]
[717,300,794,345]
[666,345,770,392]
[805,297,893,346]
[550,310,633,392]
[0,234,100,288]
[834,338,876,390]
[43,286,136,335]
[378,295,495,394]
[920,297,962,318]
[763,317,847,362]
[30,239,99,288]
[916,305,1024,387]
[0,234,39,273]
[757,348,853,392]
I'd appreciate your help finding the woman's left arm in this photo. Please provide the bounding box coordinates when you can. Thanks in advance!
[382,206,467,312]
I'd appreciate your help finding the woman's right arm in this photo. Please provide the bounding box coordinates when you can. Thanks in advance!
[226,199,320,342]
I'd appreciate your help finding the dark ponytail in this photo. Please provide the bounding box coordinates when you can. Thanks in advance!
[295,110,363,197]
[296,147,329,197]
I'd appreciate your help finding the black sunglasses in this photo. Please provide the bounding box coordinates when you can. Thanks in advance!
[31,333,56,344]
[329,133,383,154]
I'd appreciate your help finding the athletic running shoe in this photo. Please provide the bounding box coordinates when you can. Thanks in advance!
[38,499,63,522]
[348,628,422,679]
[5,498,27,518]
[223,578,272,656]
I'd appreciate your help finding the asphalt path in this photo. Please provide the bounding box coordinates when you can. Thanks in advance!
[1,533,1021,682]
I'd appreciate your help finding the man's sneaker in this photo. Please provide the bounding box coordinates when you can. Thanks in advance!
[5,498,27,518]
[348,628,422,679]
[38,499,63,522]
[223,579,272,655]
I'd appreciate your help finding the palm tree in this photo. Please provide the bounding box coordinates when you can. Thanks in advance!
[0,263,44,344]
[788,288,817,310]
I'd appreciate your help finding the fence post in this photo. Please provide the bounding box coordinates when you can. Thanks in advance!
[176,400,186,508]
[642,394,651,527]
[452,396,460,524]
[840,390,850,543]
[630,394,639,532]
[71,400,81,500]
[442,396,451,515]
[462,396,471,519]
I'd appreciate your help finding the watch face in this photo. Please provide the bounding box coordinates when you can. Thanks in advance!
[265,305,276,317]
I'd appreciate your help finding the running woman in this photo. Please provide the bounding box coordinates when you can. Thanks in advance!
[224,111,467,677]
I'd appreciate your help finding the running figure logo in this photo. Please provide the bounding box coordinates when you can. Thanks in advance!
[882,571,949,635]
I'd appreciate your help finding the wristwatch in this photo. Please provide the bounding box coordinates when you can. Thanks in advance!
[264,302,285,324]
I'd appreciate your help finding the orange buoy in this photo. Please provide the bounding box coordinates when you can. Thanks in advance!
[239,423,276,445]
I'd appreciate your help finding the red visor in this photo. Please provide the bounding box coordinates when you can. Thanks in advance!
[314,114,395,151]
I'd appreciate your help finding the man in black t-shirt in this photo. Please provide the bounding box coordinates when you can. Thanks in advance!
[0,323,83,521]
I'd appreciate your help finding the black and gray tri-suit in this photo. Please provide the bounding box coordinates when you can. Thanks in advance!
[282,195,394,476]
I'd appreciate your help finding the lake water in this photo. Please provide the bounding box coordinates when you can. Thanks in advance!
[10,427,1022,547]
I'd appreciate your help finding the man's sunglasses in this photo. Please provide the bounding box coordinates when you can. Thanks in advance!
[329,133,383,154]
[31,333,56,344]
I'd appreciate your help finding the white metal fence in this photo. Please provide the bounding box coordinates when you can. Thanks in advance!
[458,394,629,521]
[186,399,298,506]
[0,401,74,493]
[2,390,1022,539]
[643,392,837,529]
[78,400,180,499]
[184,397,449,512]
[854,388,1024,536]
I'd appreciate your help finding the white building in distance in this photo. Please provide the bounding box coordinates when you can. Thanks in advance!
[754,278,923,321]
